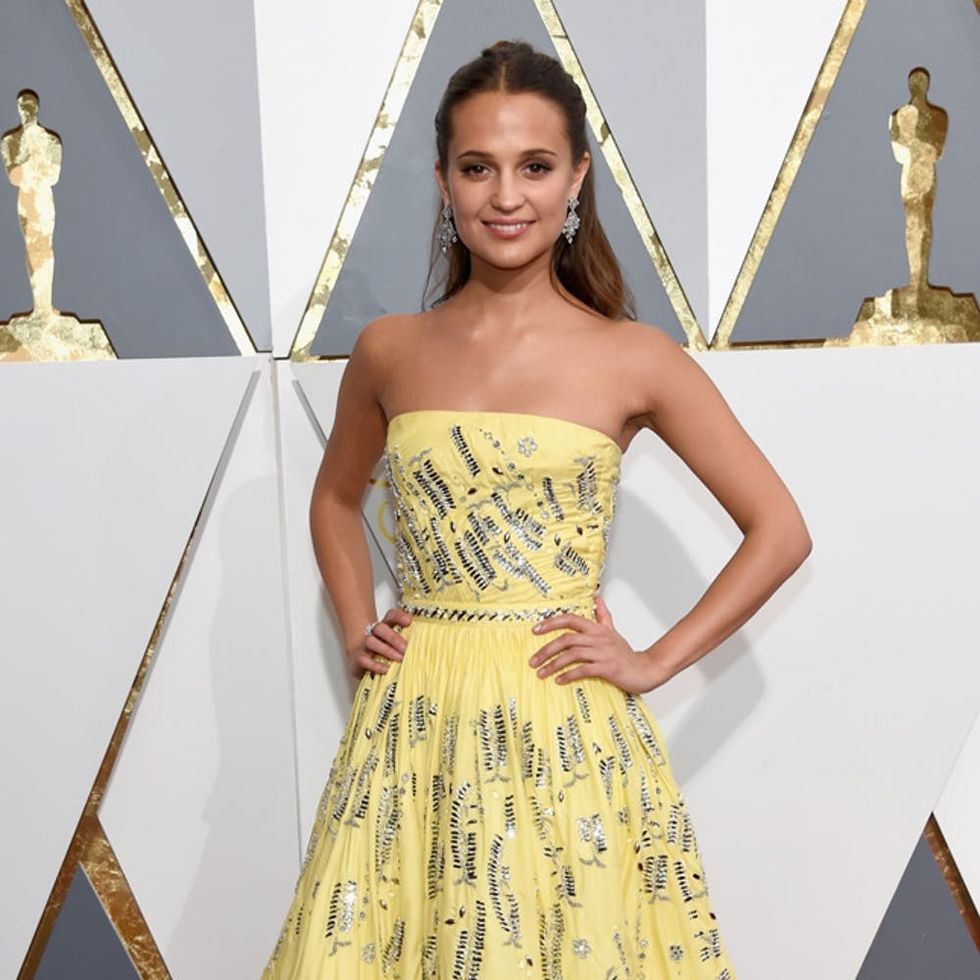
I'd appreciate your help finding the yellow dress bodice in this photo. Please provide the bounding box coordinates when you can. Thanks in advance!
[383,409,622,620]
[263,408,740,979]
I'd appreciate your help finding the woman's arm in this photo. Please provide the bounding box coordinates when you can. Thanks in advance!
[628,327,813,688]
[308,316,409,677]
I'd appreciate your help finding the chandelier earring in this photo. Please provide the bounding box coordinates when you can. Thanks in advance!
[562,195,581,244]
[438,202,458,255]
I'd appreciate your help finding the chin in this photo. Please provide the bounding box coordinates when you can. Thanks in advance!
[476,253,548,272]
[468,240,554,269]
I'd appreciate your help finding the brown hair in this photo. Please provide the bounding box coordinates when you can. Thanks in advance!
[423,39,636,320]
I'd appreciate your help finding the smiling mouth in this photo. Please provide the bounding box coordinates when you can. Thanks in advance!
[483,220,534,235]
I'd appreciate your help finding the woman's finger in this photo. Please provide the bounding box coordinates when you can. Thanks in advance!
[373,622,407,656]
[351,607,413,679]
[532,612,596,635]
[365,631,405,661]
[388,607,413,628]
[533,644,599,678]
[529,631,597,667]
[360,650,390,674]
[552,662,599,685]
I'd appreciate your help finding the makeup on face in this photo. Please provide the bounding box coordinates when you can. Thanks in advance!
[440,91,580,255]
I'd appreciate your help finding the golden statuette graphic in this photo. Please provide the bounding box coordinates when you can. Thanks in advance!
[834,68,980,346]
[0,89,115,361]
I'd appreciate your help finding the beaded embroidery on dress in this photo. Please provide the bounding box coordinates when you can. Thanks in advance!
[262,409,737,979]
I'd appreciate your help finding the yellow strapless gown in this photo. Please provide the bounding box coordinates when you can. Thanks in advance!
[262,409,737,979]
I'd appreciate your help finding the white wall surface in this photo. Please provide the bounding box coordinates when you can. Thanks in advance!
[254,0,420,356]
[706,0,848,337]
[0,356,255,979]
[99,357,299,979]
[635,343,980,977]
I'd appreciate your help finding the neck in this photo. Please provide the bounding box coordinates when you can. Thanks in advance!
[453,249,566,329]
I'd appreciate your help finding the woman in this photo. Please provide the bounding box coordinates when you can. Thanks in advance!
[263,39,811,978]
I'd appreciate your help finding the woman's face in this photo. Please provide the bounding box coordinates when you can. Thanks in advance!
[435,90,590,270]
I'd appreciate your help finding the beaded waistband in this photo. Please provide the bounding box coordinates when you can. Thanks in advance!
[397,596,596,624]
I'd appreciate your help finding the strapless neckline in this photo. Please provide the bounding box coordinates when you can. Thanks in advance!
[386,408,624,458]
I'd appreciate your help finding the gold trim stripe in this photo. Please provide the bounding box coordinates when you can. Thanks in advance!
[66,0,257,356]
[924,813,980,953]
[289,0,442,360]
[80,815,170,979]
[711,0,866,349]
[533,0,705,350]
[17,815,169,979]
[17,458,205,976]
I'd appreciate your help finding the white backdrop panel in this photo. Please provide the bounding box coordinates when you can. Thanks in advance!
[0,355,255,980]
[254,0,419,356]
[629,343,980,977]
[100,357,299,979]
[706,0,846,336]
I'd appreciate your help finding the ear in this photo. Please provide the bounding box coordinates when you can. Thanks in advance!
[434,160,450,206]
[571,150,591,199]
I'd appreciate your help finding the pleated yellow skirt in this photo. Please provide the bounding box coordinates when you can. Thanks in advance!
[261,616,737,978]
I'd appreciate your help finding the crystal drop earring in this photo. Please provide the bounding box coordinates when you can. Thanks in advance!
[562,195,581,244]
[438,203,458,255]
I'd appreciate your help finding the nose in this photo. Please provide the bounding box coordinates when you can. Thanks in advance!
[490,170,524,211]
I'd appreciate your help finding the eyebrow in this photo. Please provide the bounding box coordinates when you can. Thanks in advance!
[455,148,559,160]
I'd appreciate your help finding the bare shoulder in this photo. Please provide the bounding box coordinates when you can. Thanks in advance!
[607,318,680,361]
[612,317,744,452]
[351,311,427,380]
[601,319,692,420]
[607,319,811,552]
[353,311,423,357]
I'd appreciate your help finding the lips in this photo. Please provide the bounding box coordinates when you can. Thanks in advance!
[483,219,534,239]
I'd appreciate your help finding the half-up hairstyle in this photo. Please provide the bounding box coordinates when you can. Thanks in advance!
[423,39,636,321]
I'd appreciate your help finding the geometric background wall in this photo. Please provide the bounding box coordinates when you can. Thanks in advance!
[724,0,980,346]
[1,0,977,977]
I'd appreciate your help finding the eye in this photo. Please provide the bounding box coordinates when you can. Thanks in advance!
[525,161,551,175]
[462,163,489,175]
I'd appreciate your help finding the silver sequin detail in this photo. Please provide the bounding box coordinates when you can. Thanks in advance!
[398,599,593,622]
[517,434,538,456]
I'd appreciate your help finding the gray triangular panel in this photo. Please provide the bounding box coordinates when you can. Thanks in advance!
[310,0,685,356]
[733,0,980,343]
[0,0,239,356]
[35,865,140,980]
[87,0,272,349]
[857,831,980,979]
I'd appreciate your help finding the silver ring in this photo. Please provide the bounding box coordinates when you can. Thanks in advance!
[364,619,381,636]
